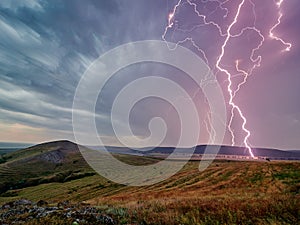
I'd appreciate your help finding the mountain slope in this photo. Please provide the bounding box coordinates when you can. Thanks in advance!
[0,140,94,193]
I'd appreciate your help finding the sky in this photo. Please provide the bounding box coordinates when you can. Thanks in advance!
[0,0,299,150]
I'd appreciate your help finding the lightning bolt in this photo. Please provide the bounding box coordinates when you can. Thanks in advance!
[163,0,292,158]
[167,0,182,29]
[215,0,254,157]
[269,0,292,52]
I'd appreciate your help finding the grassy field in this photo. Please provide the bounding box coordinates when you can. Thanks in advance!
[0,158,299,224]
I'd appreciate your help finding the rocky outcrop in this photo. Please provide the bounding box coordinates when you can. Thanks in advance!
[0,199,115,225]
[37,150,65,164]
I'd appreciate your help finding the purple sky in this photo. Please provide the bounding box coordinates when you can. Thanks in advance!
[0,0,299,150]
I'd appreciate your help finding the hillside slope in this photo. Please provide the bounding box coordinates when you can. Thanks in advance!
[0,140,94,193]
[0,141,299,224]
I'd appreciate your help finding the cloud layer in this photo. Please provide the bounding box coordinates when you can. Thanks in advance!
[0,0,299,150]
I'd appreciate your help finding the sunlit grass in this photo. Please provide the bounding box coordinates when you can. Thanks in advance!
[0,157,299,224]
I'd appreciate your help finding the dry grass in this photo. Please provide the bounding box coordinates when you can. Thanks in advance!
[83,160,299,224]
[0,159,299,224]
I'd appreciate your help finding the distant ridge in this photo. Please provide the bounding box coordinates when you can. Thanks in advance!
[0,142,34,148]
[92,143,300,160]
[0,142,34,154]
[134,145,300,160]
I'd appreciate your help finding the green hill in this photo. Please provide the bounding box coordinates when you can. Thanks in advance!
[0,140,95,193]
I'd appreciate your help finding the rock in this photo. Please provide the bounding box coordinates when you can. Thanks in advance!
[57,200,70,208]
[1,204,11,210]
[38,150,64,164]
[46,206,59,211]
[96,214,115,225]
[16,199,33,206]
[0,200,117,224]
[37,200,48,207]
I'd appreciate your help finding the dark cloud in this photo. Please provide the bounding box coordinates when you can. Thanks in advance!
[0,0,299,149]
[0,0,174,141]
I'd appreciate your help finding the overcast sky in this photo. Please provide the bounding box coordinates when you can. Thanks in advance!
[0,0,299,150]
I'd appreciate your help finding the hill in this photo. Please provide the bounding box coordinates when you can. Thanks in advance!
[0,141,162,194]
[0,141,299,224]
[0,140,95,193]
